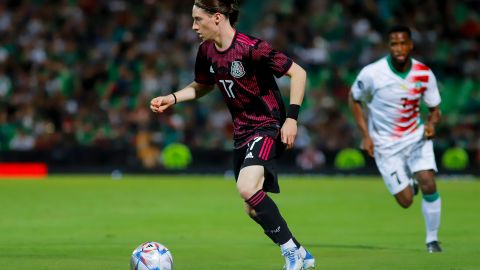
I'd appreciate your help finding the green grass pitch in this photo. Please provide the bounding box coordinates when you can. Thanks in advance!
[0,175,478,270]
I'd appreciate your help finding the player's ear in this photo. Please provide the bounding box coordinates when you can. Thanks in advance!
[213,12,222,25]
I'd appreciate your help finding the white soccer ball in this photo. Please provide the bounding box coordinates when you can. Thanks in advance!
[130,242,173,270]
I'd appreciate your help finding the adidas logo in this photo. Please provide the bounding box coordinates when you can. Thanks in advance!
[210,66,214,73]
[268,226,281,234]
[245,152,254,159]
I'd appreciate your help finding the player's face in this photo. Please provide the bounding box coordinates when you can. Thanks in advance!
[192,5,218,41]
[388,32,413,64]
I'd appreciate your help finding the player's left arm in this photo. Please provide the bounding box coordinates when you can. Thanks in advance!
[423,71,442,139]
[281,62,307,149]
[425,106,441,139]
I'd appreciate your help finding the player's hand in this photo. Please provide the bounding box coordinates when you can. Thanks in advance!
[424,123,435,139]
[281,118,298,150]
[361,136,374,157]
[150,95,175,113]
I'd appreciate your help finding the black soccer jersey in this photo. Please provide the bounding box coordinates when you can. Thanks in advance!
[194,31,293,148]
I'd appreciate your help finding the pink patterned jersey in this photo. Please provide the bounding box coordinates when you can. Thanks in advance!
[194,31,293,148]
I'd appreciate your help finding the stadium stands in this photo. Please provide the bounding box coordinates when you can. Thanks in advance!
[0,0,478,171]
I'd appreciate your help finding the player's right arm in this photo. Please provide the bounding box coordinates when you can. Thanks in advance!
[349,68,374,157]
[150,82,214,113]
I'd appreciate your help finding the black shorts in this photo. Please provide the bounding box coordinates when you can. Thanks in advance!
[233,136,285,193]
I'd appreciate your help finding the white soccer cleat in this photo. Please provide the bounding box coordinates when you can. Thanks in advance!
[281,247,304,270]
[302,249,315,269]
[283,248,315,270]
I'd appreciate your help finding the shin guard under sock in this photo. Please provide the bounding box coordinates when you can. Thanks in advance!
[246,190,293,245]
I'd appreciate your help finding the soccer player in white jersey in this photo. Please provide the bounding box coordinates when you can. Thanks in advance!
[349,25,442,253]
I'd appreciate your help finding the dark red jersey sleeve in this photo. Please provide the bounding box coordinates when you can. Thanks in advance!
[194,43,215,85]
[252,40,293,78]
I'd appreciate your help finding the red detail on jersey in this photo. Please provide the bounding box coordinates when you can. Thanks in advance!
[410,87,427,95]
[410,75,429,83]
[394,119,418,132]
[195,32,292,148]
[237,33,256,47]
[399,107,418,114]
[393,125,418,138]
[402,98,420,106]
[397,111,419,123]
[400,98,419,114]
[413,64,430,71]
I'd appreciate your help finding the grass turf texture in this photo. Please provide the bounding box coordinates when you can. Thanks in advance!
[0,175,478,270]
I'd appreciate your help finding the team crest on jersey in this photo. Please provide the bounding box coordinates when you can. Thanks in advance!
[231,61,245,78]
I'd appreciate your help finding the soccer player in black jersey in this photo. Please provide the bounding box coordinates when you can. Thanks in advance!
[150,1,314,269]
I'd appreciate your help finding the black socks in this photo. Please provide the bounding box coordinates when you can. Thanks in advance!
[246,190,293,245]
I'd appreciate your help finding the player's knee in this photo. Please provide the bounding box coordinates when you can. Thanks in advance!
[421,184,436,194]
[236,184,258,200]
[399,198,413,208]
[416,171,437,194]
[395,186,414,208]
[237,189,252,200]
[419,180,436,194]
[396,195,413,208]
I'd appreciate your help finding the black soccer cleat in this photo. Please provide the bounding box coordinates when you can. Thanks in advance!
[426,241,442,253]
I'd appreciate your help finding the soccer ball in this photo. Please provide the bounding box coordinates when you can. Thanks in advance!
[130,242,173,270]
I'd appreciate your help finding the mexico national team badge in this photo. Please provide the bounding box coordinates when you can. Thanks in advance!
[231,61,245,78]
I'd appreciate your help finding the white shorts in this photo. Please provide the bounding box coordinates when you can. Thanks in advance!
[374,139,437,195]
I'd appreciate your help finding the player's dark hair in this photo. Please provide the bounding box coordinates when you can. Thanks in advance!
[388,25,411,38]
[194,0,239,26]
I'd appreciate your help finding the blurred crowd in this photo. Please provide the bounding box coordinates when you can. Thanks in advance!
[0,0,479,169]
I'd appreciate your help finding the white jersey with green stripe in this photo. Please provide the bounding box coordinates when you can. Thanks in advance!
[351,56,441,156]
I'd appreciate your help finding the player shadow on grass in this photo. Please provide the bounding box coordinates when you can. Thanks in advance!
[301,243,418,251]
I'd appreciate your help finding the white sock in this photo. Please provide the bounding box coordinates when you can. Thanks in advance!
[422,197,441,243]
[280,239,296,251]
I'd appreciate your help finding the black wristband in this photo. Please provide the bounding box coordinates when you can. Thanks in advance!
[171,93,177,104]
[287,104,300,120]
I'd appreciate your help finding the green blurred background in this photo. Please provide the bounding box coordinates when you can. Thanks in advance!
[0,0,478,173]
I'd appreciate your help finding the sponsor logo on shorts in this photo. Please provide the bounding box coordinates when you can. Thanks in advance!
[245,152,254,159]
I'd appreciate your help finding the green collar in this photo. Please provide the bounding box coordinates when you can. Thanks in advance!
[387,55,411,79]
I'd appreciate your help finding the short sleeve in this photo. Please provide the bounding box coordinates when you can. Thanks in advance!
[351,67,374,102]
[422,70,441,108]
[194,44,215,85]
[252,40,293,78]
